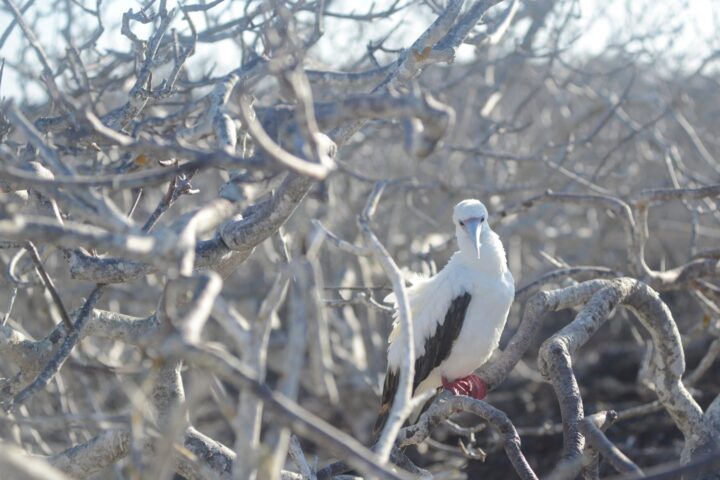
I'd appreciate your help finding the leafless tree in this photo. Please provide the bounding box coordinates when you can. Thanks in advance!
[0,0,719,479]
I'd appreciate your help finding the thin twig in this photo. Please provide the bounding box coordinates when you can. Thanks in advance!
[24,241,74,331]
[5,284,106,411]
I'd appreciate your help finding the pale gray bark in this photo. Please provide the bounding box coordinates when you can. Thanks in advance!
[1,0,719,478]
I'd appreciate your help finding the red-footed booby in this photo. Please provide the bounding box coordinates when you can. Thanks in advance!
[374,199,514,434]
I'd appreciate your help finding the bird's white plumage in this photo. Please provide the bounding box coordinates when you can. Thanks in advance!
[384,199,514,397]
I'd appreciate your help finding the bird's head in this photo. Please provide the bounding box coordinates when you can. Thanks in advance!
[452,199,489,259]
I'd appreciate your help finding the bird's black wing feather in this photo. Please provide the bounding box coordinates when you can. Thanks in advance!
[413,292,471,389]
[373,292,471,435]
[373,367,399,435]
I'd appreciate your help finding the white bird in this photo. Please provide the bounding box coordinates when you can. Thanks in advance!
[374,199,514,434]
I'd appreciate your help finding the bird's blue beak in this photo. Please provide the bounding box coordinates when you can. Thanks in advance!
[464,219,483,259]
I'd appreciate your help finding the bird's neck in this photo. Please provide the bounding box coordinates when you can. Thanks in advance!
[455,228,508,275]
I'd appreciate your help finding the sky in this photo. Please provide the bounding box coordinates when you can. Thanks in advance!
[0,0,718,104]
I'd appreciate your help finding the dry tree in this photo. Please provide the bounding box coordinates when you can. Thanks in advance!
[0,0,719,479]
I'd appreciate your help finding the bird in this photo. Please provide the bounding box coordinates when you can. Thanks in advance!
[374,199,514,434]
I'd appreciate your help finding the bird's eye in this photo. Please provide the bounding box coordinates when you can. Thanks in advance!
[480,216,485,222]
[459,220,465,227]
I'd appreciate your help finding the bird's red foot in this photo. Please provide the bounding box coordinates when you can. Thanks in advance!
[441,374,487,400]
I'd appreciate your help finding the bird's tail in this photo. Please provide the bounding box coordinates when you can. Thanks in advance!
[373,368,399,437]
[373,410,389,438]
[374,387,442,439]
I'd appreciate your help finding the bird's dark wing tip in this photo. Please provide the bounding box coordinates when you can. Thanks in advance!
[373,401,391,436]
[373,368,399,436]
